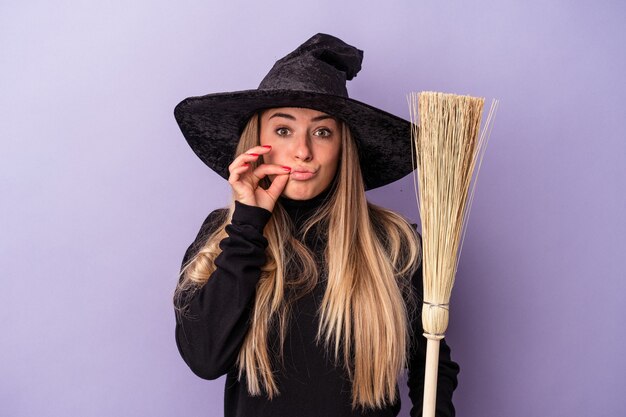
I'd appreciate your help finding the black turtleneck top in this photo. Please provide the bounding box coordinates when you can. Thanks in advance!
[174,189,460,417]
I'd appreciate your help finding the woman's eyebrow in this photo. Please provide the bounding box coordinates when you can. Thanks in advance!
[268,112,296,120]
[311,115,334,122]
[268,112,334,122]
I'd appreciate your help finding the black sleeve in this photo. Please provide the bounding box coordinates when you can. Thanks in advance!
[174,201,273,380]
[407,230,461,417]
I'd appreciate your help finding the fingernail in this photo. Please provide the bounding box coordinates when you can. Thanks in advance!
[243,162,250,166]
[282,166,291,171]
[262,145,272,149]
[247,153,259,156]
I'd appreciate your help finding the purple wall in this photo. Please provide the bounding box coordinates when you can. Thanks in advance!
[2,1,624,416]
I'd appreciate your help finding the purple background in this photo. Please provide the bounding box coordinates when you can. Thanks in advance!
[2,1,625,416]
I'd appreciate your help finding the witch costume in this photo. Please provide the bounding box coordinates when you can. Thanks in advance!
[173,33,460,417]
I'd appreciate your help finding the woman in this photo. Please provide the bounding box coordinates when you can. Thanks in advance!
[173,33,460,417]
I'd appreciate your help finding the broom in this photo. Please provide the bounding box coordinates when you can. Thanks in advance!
[407,91,498,417]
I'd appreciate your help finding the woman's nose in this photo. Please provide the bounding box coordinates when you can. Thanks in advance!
[293,134,313,162]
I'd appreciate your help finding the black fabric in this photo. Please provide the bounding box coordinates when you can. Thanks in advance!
[173,33,415,191]
[174,199,460,417]
[258,32,362,96]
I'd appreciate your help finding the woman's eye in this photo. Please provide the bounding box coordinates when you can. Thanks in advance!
[276,127,290,136]
[314,128,332,138]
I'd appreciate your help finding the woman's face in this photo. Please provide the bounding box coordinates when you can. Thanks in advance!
[260,107,341,200]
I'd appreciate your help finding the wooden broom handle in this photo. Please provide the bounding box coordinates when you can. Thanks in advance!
[422,337,441,417]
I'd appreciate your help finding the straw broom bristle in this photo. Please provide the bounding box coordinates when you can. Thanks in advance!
[408,91,498,338]
[409,91,480,338]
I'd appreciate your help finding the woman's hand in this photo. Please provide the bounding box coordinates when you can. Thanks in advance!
[228,145,291,212]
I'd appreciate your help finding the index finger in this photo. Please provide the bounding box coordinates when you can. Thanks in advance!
[228,145,272,172]
[242,145,272,156]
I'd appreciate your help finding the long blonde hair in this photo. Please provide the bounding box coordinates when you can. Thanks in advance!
[174,112,421,411]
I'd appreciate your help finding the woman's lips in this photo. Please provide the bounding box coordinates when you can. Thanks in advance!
[290,170,317,180]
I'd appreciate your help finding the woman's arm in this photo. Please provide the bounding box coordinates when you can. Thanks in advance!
[407,232,461,417]
[174,201,272,380]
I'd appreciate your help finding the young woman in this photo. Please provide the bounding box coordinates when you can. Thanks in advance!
[173,33,460,417]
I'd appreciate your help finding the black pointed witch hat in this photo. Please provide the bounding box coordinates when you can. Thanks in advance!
[174,33,414,190]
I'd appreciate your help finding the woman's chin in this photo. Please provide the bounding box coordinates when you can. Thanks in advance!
[281,183,321,200]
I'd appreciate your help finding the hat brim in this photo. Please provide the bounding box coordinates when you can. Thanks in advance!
[174,89,415,190]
